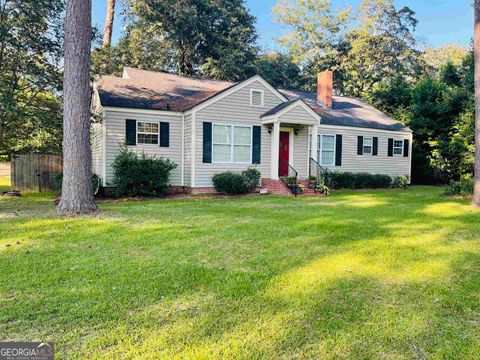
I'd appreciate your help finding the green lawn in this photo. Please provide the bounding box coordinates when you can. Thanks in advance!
[0,176,10,193]
[1,187,480,359]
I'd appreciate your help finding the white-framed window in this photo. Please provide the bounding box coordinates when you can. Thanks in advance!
[213,124,252,163]
[318,134,336,166]
[393,140,404,156]
[250,89,264,107]
[363,137,373,155]
[137,121,159,144]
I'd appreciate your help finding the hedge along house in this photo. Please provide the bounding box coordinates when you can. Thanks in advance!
[92,67,412,194]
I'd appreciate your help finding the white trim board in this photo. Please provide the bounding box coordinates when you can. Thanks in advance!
[317,124,413,134]
[191,111,196,188]
[250,89,265,107]
[262,99,321,125]
[102,106,183,116]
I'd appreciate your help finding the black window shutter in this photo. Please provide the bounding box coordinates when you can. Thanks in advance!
[335,135,342,166]
[203,122,212,163]
[388,138,394,157]
[373,137,378,156]
[160,122,169,147]
[252,126,261,164]
[403,139,409,157]
[126,119,136,146]
[357,136,364,155]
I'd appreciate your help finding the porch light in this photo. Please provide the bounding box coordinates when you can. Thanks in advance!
[294,128,299,136]
[268,126,272,134]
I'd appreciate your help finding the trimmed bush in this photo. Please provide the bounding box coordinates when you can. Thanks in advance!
[444,178,474,196]
[392,175,409,189]
[325,171,392,189]
[112,149,177,197]
[212,172,248,195]
[242,167,261,193]
[53,172,101,195]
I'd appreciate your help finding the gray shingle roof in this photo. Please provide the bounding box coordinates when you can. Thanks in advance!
[96,68,410,132]
[279,89,410,132]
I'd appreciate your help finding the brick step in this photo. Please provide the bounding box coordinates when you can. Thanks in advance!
[261,178,292,196]
[261,178,322,196]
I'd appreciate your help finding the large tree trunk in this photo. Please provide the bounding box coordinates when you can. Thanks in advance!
[474,0,480,207]
[102,0,116,46]
[57,0,98,215]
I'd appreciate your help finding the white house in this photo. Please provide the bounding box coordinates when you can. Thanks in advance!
[91,67,412,194]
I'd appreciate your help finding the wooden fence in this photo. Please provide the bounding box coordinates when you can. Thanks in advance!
[11,154,62,192]
[0,162,10,177]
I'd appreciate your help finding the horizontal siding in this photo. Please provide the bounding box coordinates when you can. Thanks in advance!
[292,126,309,178]
[194,80,284,187]
[316,125,412,178]
[104,110,183,186]
[184,114,192,187]
[277,105,317,126]
[91,122,103,178]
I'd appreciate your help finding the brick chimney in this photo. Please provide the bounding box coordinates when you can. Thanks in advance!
[317,70,333,108]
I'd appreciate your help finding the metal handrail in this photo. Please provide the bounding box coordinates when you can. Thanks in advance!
[279,158,299,196]
[309,157,328,185]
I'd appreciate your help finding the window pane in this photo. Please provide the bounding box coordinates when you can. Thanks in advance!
[234,126,251,145]
[364,137,373,146]
[213,125,231,144]
[322,150,334,165]
[138,133,158,144]
[138,122,158,134]
[213,144,231,162]
[393,140,403,155]
[234,145,250,162]
[322,135,335,150]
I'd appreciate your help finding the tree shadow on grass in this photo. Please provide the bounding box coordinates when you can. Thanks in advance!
[1,187,480,358]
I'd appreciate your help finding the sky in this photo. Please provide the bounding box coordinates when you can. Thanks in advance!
[92,0,473,50]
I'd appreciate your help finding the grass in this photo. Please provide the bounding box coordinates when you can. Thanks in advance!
[0,176,10,192]
[1,187,480,359]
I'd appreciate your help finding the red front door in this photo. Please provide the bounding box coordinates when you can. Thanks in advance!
[279,131,290,177]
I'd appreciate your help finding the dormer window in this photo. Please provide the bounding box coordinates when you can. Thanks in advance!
[250,89,264,107]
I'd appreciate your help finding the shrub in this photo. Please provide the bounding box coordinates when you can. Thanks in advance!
[112,149,177,197]
[444,178,474,196]
[326,171,392,189]
[392,175,409,189]
[242,167,261,193]
[212,172,248,195]
[285,176,297,185]
[316,184,330,196]
[53,172,101,195]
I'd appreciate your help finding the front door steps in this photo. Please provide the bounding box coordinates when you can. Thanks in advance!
[261,179,321,196]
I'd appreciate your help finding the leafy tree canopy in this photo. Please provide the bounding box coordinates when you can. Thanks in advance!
[0,0,64,157]
[93,0,258,81]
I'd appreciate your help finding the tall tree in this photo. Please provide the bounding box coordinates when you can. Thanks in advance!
[343,0,423,97]
[255,52,307,90]
[93,0,258,80]
[273,0,351,91]
[57,0,98,215]
[103,0,116,46]
[473,0,480,206]
[0,0,64,157]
